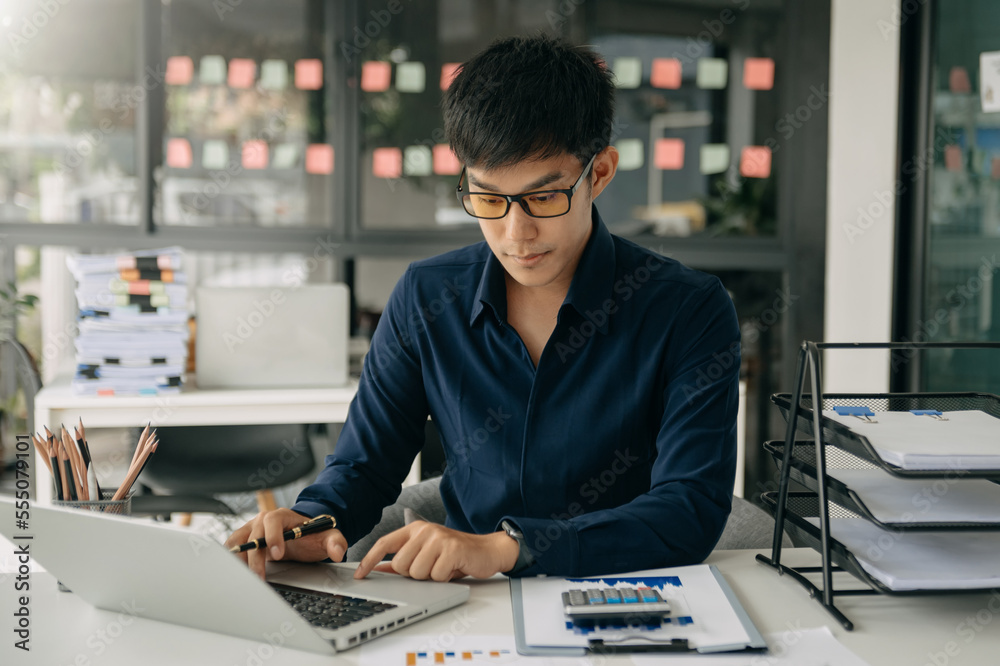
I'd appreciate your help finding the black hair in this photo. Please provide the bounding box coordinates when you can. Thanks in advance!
[442,34,616,171]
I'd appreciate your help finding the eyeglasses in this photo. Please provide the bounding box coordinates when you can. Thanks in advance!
[455,153,597,220]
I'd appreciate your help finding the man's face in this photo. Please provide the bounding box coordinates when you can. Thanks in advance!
[465,150,615,291]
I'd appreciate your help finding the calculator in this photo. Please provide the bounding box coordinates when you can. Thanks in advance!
[561,587,672,624]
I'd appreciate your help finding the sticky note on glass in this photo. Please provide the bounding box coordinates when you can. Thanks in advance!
[697,58,728,89]
[403,145,432,176]
[202,140,229,170]
[740,146,772,178]
[650,58,682,89]
[165,56,193,86]
[361,61,392,92]
[228,58,256,89]
[743,57,774,90]
[613,57,642,89]
[242,140,269,169]
[295,59,323,90]
[260,59,288,90]
[396,62,426,93]
[305,144,334,174]
[199,55,227,85]
[654,138,685,170]
[166,138,192,169]
[440,63,461,90]
[945,145,963,172]
[372,147,402,178]
[949,66,971,94]
[991,156,1000,179]
[271,143,298,169]
[615,139,644,171]
[432,144,461,175]
[700,144,730,174]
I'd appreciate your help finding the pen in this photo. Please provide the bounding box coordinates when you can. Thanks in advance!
[229,515,337,554]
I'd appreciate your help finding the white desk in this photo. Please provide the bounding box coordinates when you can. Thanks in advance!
[32,375,361,504]
[1,547,997,665]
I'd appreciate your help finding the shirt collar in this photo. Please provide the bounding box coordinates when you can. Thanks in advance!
[470,205,616,329]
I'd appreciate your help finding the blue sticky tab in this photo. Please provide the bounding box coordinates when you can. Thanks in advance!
[910,410,942,416]
[833,406,874,417]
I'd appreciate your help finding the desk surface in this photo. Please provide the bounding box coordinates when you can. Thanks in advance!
[1,545,997,666]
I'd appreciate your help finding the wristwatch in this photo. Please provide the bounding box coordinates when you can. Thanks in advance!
[501,520,536,575]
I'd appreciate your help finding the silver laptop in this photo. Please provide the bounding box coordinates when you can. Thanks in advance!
[196,284,350,389]
[0,499,469,654]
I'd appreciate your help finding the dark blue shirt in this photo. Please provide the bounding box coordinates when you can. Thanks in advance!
[293,206,740,577]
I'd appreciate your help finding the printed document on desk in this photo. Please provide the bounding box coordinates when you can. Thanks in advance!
[510,564,766,656]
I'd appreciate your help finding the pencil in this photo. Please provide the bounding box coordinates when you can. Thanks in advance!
[62,426,88,501]
[75,424,102,499]
[130,422,150,468]
[112,435,158,501]
[59,440,77,501]
[31,433,53,476]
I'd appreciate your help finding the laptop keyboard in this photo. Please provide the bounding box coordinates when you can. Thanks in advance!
[270,583,397,630]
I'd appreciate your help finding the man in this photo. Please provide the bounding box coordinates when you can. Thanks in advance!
[227,34,739,581]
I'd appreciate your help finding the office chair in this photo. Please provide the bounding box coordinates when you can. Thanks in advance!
[130,423,317,523]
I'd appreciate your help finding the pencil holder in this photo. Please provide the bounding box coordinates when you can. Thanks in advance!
[54,488,133,592]
[54,488,133,516]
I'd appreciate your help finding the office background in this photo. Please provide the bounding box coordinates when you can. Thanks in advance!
[0,0,996,505]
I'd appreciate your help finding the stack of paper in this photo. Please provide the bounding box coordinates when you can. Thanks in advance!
[67,248,189,396]
[823,409,1000,470]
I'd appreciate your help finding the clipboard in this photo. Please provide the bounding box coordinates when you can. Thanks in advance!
[509,564,767,656]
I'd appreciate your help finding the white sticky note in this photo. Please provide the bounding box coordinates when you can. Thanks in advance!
[395,62,426,93]
[199,55,227,85]
[697,58,728,89]
[259,59,288,90]
[403,145,432,176]
[612,57,642,89]
[980,51,1000,113]
[700,144,730,174]
[202,140,229,170]
[615,139,644,171]
[272,143,299,169]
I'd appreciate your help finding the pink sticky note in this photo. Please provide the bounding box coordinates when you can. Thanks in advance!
[165,56,194,86]
[305,144,334,175]
[944,145,963,172]
[361,61,392,92]
[743,57,775,91]
[242,140,269,169]
[432,144,461,175]
[650,58,682,89]
[228,58,256,89]
[992,157,1000,180]
[166,138,192,169]
[949,66,971,94]
[440,63,461,90]
[295,59,323,90]
[372,147,402,179]
[654,138,685,170]
[740,146,772,178]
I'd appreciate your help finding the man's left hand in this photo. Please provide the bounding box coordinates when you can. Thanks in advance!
[353,521,519,581]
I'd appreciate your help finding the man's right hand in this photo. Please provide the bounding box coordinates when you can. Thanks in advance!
[225,508,349,580]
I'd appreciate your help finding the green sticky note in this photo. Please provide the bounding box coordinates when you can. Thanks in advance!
[395,62,426,93]
[700,144,730,174]
[202,140,229,170]
[272,143,299,169]
[697,58,728,89]
[613,57,642,89]
[403,145,432,176]
[199,55,227,85]
[615,139,644,171]
[259,59,288,90]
